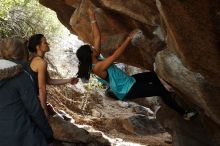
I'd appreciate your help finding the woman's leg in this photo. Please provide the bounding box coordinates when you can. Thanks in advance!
[126,73,185,115]
[132,72,158,83]
[159,88,185,115]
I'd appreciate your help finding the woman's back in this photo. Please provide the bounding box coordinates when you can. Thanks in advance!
[93,63,136,100]
[29,56,46,94]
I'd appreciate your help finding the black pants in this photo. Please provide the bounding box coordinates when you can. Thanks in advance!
[125,72,185,115]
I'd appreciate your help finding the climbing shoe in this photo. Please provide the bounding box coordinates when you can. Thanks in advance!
[131,29,145,47]
[183,110,198,121]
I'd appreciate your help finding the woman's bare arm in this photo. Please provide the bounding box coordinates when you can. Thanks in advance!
[88,8,101,58]
[47,77,78,85]
[95,30,137,72]
[37,59,49,117]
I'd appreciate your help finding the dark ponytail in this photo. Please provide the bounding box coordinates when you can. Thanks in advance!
[28,34,44,53]
[76,45,92,81]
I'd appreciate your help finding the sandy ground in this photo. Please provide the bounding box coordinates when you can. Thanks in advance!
[47,85,172,146]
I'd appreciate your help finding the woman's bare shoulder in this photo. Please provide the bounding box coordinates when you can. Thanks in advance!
[92,60,106,73]
[33,57,46,64]
[30,57,47,71]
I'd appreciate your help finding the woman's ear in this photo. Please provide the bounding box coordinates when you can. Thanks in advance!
[36,44,40,51]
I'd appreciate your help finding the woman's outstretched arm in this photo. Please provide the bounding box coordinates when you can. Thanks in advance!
[96,30,137,71]
[47,77,78,85]
[88,8,101,58]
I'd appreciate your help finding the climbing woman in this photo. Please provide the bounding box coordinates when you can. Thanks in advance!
[76,8,197,120]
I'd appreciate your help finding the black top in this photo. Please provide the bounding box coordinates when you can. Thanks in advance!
[30,68,40,95]
[28,56,49,95]
[29,65,49,95]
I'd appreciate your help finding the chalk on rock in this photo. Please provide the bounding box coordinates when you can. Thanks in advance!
[131,29,145,47]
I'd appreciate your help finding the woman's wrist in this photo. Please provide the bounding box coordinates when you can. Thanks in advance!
[126,35,133,41]
[91,20,96,24]
[90,15,96,22]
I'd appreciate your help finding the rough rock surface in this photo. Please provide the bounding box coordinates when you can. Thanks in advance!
[49,115,111,146]
[47,85,170,146]
[39,0,220,146]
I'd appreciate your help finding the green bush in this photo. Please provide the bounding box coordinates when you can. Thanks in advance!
[0,0,63,42]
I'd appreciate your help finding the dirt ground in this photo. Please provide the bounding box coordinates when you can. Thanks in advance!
[47,85,172,146]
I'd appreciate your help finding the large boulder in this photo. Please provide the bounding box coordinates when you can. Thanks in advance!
[39,0,164,70]
[155,49,220,146]
[49,115,111,146]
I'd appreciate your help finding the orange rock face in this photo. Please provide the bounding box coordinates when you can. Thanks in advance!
[40,0,164,70]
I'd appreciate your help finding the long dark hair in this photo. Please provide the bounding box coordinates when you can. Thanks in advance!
[28,34,44,53]
[76,45,92,81]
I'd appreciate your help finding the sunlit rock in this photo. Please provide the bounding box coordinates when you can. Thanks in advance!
[49,115,90,143]
[49,115,111,145]
[122,115,163,136]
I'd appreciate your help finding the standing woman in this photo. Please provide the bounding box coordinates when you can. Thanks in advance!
[0,37,53,146]
[28,34,78,117]
[76,8,197,120]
